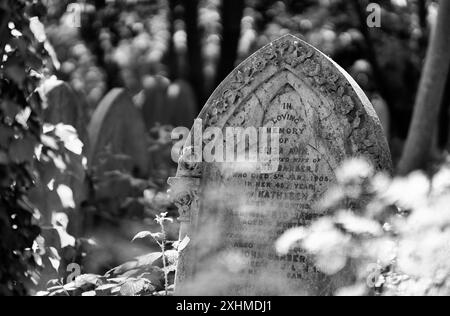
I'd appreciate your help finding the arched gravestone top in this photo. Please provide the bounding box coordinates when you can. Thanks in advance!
[88,88,149,177]
[141,76,197,129]
[169,35,392,296]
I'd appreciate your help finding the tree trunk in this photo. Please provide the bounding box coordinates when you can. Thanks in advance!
[398,0,450,175]
[215,0,245,87]
[183,0,205,107]
[417,0,429,57]
[167,0,179,80]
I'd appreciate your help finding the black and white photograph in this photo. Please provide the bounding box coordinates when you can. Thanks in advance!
[1,0,450,300]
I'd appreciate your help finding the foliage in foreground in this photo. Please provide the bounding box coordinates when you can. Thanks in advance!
[277,157,450,296]
[0,0,87,296]
[40,213,188,296]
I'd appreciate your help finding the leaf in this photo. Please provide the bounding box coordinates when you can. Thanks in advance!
[29,17,47,43]
[55,226,76,248]
[15,107,32,128]
[74,274,100,288]
[136,252,163,267]
[120,279,148,297]
[82,291,96,297]
[132,231,153,242]
[0,100,20,119]
[54,124,83,155]
[47,247,61,273]
[177,236,191,252]
[41,135,58,150]
[56,184,76,209]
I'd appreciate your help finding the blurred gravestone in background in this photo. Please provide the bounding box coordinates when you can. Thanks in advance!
[169,35,392,295]
[88,88,149,177]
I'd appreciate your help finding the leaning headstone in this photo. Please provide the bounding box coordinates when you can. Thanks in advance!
[169,35,392,295]
[88,88,149,177]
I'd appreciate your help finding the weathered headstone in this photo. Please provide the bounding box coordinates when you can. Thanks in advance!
[141,76,197,129]
[169,35,392,295]
[88,88,149,177]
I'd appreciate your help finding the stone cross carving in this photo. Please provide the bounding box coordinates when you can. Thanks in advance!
[169,35,392,295]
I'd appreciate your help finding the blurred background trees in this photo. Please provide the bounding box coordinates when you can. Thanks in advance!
[42,0,448,159]
[2,0,450,295]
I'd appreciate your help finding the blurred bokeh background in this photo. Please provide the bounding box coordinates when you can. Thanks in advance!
[43,0,443,151]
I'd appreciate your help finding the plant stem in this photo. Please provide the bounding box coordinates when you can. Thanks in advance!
[160,221,169,296]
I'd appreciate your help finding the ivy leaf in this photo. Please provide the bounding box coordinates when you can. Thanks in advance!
[29,17,47,43]
[55,226,76,248]
[15,107,32,128]
[132,231,153,242]
[177,236,190,252]
[120,279,151,296]
[74,274,100,288]
[164,250,179,266]
[54,124,83,155]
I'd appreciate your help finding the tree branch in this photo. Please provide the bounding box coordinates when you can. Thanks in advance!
[215,0,245,87]
[398,0,450,174]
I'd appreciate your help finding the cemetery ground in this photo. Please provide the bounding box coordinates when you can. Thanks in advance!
[1,0,450,297]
